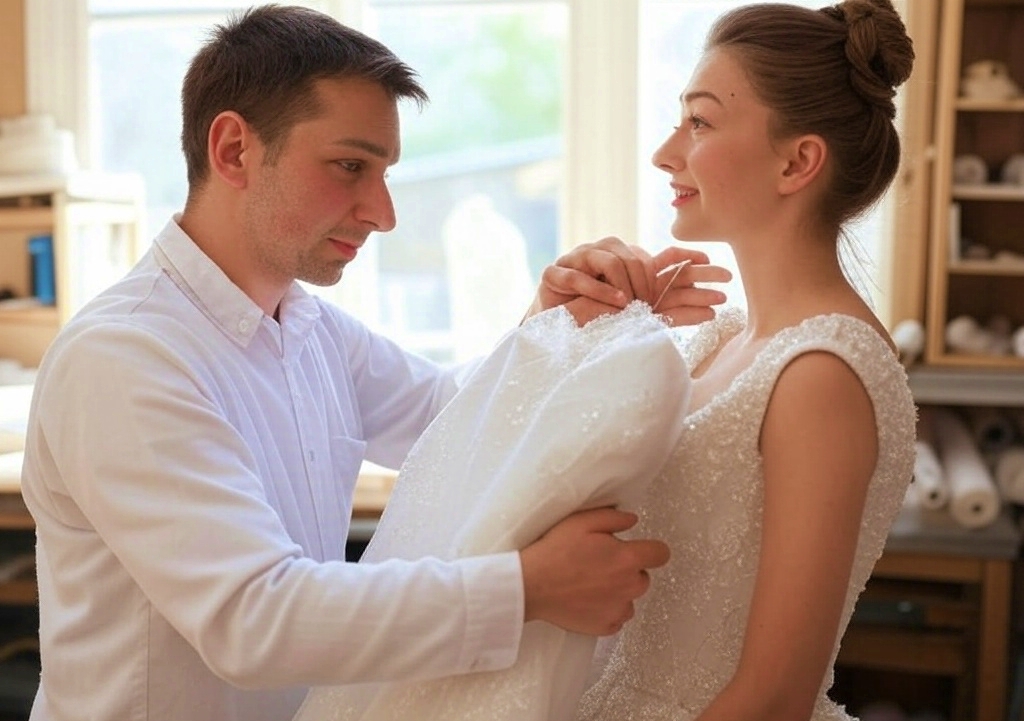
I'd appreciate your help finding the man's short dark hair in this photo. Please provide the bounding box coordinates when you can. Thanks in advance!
[181,4,428,190]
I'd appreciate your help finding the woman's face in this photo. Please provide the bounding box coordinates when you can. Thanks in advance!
[651,48,788,243]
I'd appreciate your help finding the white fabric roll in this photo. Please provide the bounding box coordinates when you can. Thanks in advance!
[1001,153,1024,185]
[932,408,1001,529]
[994,446,1024,504]
[913,409,948,509]
[1013,326,1024,358]
[892,319,925,366]
[294,302,692,721]
[945,315,990,355]
[953,154,988,185]
[913,440,948,509]
[901,476,921,510]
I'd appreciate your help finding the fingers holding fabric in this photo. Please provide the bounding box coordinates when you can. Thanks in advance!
[527,237,732,327]
[527,237,654,320]
[519,506,670,636]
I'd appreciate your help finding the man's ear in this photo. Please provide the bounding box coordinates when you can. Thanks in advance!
[778,134,827,196]
[207,111,257,189]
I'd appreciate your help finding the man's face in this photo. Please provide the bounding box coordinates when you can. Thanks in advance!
[242,76,400,291]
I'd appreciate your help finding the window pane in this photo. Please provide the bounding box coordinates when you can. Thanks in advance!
[361,1,567,362]
[90,0,254,13]
[88,13,217,236]
[88,1,567,365]
[87,2,327,240]
[638,0,887,314]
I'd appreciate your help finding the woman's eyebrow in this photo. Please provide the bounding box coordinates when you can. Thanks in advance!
[681,90,723,106]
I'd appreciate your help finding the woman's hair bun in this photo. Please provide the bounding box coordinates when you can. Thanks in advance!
[823,0,914,114]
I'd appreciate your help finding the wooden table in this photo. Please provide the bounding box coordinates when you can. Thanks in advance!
[0,453,28,532]
[0,455,394,533]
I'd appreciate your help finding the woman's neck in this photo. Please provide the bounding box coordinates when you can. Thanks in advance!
[731,230,850,338]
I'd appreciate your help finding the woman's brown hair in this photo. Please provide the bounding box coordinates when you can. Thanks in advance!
[707,0,914,230]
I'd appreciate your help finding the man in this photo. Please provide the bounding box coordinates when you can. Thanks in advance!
[21,6,727,721]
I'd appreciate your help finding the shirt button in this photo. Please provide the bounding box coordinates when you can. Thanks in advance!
[237,318,251,334]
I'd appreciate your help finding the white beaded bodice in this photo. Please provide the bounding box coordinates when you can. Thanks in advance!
[577,309,917,721]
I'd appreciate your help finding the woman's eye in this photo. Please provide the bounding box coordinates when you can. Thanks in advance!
[689,115,707,130]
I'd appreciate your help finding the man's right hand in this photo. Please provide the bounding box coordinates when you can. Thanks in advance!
[518,507,670,636]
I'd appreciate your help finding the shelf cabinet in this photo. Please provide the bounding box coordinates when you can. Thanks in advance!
[0,173,143,368]
[925,0,1024,369]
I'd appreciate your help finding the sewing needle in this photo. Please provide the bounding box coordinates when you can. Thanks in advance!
[652,260,691,312]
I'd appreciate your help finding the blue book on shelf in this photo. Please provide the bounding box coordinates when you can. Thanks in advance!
[27,234,55,305]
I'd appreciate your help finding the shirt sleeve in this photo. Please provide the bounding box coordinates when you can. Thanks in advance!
[29,319,522,688]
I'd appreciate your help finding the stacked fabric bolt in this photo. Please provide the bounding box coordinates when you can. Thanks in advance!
[905,406,1024,529]
[0,115,77,176]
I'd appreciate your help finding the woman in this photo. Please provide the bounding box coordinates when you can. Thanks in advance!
[577,1,917,720]
[296,1,916,719]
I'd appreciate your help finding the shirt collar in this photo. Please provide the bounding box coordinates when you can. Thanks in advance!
[151,216,321,348]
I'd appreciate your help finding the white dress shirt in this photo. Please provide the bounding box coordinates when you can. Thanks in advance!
[20,218,524,721]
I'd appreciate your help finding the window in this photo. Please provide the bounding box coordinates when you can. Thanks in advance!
[28,0,906,355]
[344,2,568,361]
[81,0,569,362]
[87,1,267,234]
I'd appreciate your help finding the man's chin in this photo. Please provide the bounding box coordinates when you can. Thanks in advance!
[300,263,346,287]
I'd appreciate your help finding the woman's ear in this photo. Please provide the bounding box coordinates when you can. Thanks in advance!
[778,134,827,196]
[207,111,257,190]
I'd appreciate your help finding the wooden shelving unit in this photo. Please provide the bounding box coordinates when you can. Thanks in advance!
[0,172,143,368]
[924,0,1024,369]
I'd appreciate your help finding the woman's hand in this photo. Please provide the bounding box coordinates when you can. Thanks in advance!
[526,237,654,320]
[648,246,732,327]
[524,237,732,327]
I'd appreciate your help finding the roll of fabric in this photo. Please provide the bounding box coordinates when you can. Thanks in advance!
[953,153,988,185]
[892,319,925,367]
[901,477,921,510]
[994,446,1024,504]
[913,409,948,509]
[964,406,1018,454]
[1001,153,1024,185]
[932,408,1001,529]
[945,315,991,355]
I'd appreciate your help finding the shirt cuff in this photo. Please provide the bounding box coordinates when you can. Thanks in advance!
[457,551,524,673]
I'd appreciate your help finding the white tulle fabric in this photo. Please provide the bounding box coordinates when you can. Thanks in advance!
[293,301,692,721]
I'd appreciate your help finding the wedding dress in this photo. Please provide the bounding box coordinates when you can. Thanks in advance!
[577,308,917,721]
[294,301,692,721]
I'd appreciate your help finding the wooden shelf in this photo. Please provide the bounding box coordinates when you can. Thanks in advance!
[838,626,968,676]
[0,172,143,367]
[0,494,30,532]
[917,353,1024,372]
[948,259,1024,275]
[955,97,1024,112]
[0,172,143,204]
[0,580,35,606]
[0,206,53,232]
[952,183,1024,200]
[0,306,59,326]
[908,364,1024,405]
